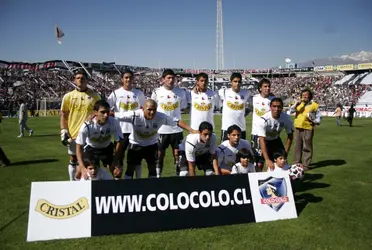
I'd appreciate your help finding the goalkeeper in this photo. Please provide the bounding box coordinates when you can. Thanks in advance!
[60,71,101,181]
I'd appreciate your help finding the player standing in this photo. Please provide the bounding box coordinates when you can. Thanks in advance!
[18,99,33,138]
[250,78,275,171]
[218,73,251,142]
[188,73,220,130]
[151,69,187,177]
[107,70,146,178]
[60,71,101,181]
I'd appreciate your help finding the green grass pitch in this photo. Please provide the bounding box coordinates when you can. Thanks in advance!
[0,115,372,249]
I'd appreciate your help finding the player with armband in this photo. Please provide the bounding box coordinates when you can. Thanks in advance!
[75,100,124,180]
[60,71,101,181]
[178,121,219,177]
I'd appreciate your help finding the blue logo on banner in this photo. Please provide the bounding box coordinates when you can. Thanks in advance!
[258,177,288,212]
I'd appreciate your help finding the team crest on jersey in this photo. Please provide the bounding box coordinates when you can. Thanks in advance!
[235,96,238,100]
[127,95,130,99]
[259,177,289,212]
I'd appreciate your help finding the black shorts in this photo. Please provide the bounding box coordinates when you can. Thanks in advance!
[265,137,285,161]
[221,130,246,142]
[179,151,213,172]
[127,143,158,166]
[115,133,130,151]
[158,132,184,151]
[83,143,114,166]
[251,134,264,163]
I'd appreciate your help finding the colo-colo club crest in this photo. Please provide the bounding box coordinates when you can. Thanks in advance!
[258,177,288,212]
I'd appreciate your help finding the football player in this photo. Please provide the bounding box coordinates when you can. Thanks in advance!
[60,71,101,181]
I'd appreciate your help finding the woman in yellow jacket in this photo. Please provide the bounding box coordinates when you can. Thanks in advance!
[290,89,321,171]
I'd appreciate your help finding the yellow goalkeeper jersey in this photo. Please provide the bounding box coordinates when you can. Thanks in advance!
[61,89,101,139]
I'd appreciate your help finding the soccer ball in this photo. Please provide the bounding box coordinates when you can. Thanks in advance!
[307,111,316,122]
[288,164,304,180]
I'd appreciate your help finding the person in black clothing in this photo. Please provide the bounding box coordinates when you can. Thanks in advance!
[0,145,10,167]
[347,103,356,127]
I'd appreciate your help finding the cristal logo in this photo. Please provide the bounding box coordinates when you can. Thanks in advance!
[35,198,89,219]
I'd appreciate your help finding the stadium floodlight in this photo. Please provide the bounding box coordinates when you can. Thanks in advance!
[285,58,291,63]
[216,0,224,70]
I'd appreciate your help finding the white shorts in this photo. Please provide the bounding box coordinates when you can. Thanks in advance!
[68,139,77,155]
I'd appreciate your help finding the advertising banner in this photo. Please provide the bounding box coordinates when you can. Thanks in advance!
[27,172,297,242]
[337,64,355,71]
[357,63,372,70]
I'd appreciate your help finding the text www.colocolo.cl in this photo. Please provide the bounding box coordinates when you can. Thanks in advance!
[95,188,251,214]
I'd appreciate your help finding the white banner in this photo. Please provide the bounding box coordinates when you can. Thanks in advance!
[249,172,297,223]
[27,181,92,242]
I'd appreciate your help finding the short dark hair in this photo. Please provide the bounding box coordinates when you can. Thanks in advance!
[121,69,134,78]
[162,69,175,78]
[258,78,271,92]
[74,70,88,79]
[270,97,283,107]
[227,125,241,135]
[94,100,110,111]
[196,72,208,81]
[301,88,313,99]
[273,151,287,160]
[236,148,254,163]
[198,121,213,133]
[230,72,242,82]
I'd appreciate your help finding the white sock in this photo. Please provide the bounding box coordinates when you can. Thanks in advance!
[68,164,76,181]
[156,167,162,178]
[135,165,142,179]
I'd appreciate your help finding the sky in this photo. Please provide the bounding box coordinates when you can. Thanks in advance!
[1,0,372,69]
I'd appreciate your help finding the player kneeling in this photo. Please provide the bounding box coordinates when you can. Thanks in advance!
[80,157,113,181]
[75,100,124,180]
[231,148,256,174]
[178,121,219,176]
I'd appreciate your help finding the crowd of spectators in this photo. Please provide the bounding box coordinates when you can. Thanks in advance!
[1,67,371,116]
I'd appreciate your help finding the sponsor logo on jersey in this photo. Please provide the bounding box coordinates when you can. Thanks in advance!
[258,177,288,212]
[227,101,244,110]
[193,102,212,111]
[160,101,179,111]
[35,198,89,219]
[136,130,157,139]
[119,102,139,110]
[255,108,267,117]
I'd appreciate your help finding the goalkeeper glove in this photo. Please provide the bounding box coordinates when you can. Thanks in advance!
[61,129,71,146]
